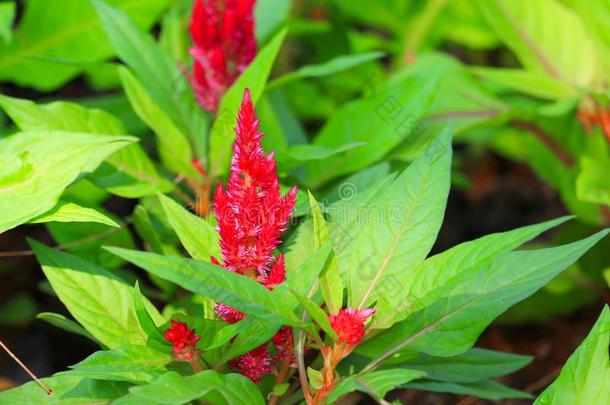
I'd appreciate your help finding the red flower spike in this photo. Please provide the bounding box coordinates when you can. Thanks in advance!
[164,320,201,361]
[229,345,273,383]
[213,89,297,279]
[328,308,376,345]
[189,0,257,112]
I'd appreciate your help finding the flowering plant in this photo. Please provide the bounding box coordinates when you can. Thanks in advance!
[2,85,607,404]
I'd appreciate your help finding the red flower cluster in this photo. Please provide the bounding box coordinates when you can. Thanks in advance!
[213,89,297,382]
[229,345,273,383]
[328,308,376,345]
[164,320,201,361]
[189,0,257,112]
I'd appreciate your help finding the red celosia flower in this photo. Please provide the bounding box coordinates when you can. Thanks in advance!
[328,308,376,345]
[229,345,273,383]
[213,89,297,382]
[164,320,201,360]
[272,326,295,363]
[189,0,257,112]
[213,89,297,280]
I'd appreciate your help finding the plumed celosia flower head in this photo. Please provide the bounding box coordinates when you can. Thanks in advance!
[328,308,376,345]
[190,0,257,112]
[229,345,273,383]
[164,320,201,360]
[213,88,297,284]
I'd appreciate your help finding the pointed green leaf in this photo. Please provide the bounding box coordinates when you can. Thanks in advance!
[308,191,343,314]
[346,125,452,308]
[535,306,610,404]
[158,194,220,261]
[328,369,426,403]
[118,67,197,179]
[30,240,163,349]
[360,230,609,362]
[36,312,99,344]
[114,371,264,405]
[29,200,120,227]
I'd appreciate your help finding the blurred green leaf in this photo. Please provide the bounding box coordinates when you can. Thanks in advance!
[0,0,170,90]
[0,94,174,198]
[406,379,531,400]
[36,312,99,343]
[0,1,15,43]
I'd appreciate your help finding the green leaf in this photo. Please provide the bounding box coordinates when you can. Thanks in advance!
[307,367,324,390]
[373,215,573,328]
[0,95,173,198]
[284,241,333,298]
[391,348,532,383]
[114,371,264,405]
[70,345,170,384]
[576,137,610,206]
[46,210,134,270]
[535,306,610,404]
[0,2,15,43]
[345,125,452,308]
[29,200,120,227]
[30,240,163,349]
[471,67,576,100]
[328,369,426,403]
[36,312,99,343]
[359,230,609,361]
[304,62,445,185]
[0,374,130,404]
[475,0,598,88]
[267,52,384,90]
[133,282,167,347]
[406,379,531,400]
[93,0,206,159]
[118,66,197,179]
[209,28,287,177]
[255,0,290,43]
[0,130,135,234]
[158,194,220,261]
[0,0,171,90]
[308,192,343,314]
[105,247,302,326]
[291,290,337,340]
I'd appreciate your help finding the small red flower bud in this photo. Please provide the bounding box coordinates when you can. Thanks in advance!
[328,308,376,345]
[164,320,201,361]
[215,302,244,324]
[189,0,257,112]
[272,326,295,363]
[229,345,273,383]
